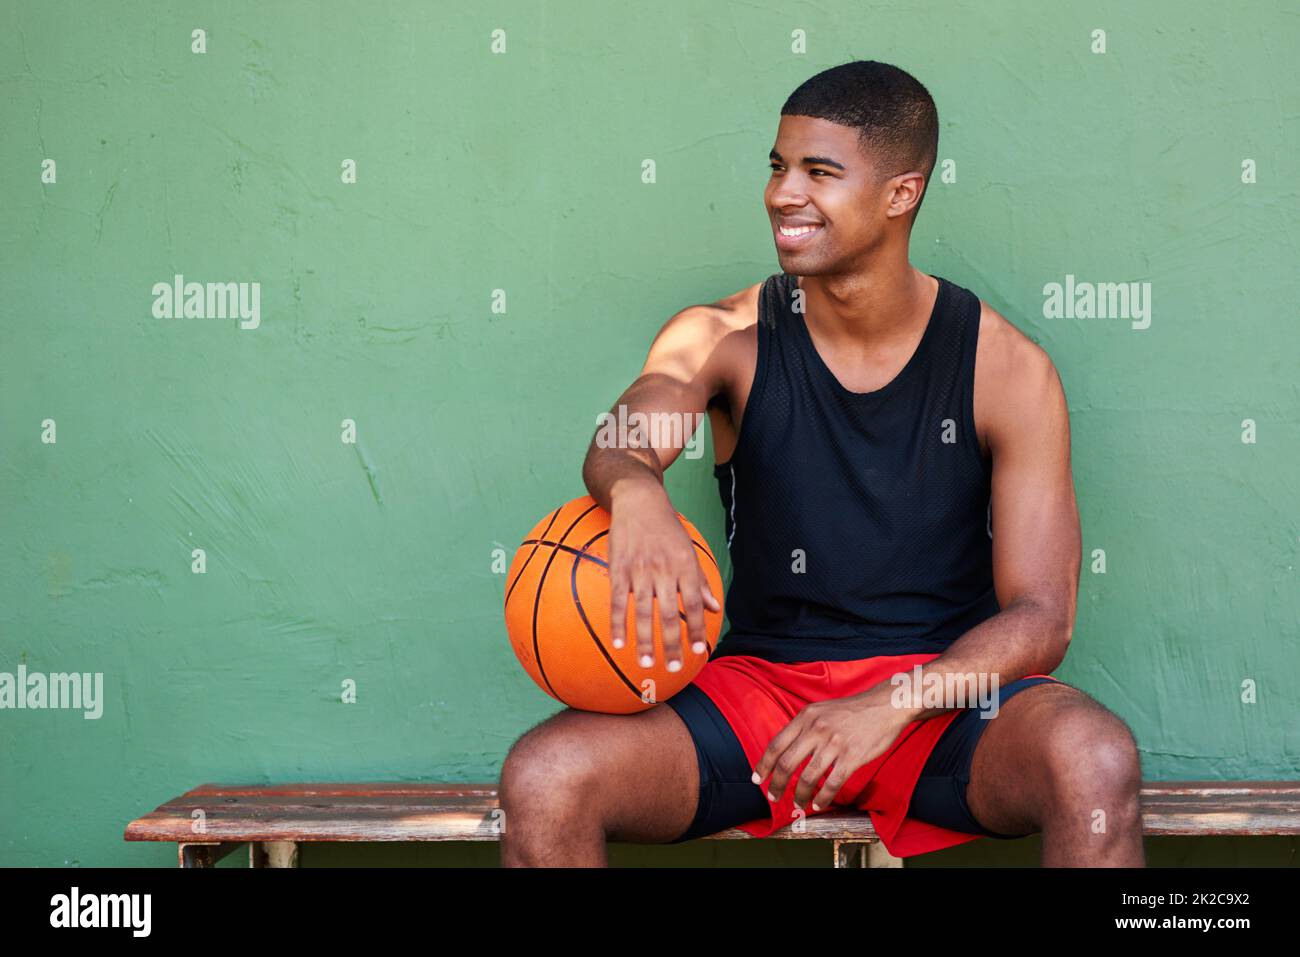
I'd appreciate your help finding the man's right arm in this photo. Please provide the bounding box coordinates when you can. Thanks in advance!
[582,304,731,673]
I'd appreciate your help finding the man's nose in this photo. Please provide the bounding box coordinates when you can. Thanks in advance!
[769,182,809,209]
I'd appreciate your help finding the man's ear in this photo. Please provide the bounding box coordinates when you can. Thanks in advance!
[885,170,926,219]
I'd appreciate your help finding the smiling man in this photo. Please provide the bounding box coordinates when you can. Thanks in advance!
[499,60,1144,867]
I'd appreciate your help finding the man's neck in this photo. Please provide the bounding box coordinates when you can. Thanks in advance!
[796,252,937,353]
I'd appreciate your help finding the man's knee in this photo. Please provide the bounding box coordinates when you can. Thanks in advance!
[500,715,602,824]
[1039,700,1142,807]
[498,704,700,849]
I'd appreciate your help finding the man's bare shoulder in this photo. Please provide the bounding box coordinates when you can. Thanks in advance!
[652,280,763,377]
[977,300,1063,390]
[714,278,766,319]
[670,279,763,338]
[642,280,764,408]
[974,299,1069,447]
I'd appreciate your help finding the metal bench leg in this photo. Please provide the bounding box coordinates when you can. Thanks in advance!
[179,841,244,868]
[867,841,903,868]
[833,839,903,868]
[251,841,300,868]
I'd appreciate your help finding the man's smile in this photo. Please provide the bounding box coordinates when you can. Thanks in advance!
[775,218,825,249]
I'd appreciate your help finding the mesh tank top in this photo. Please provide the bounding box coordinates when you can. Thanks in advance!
[711,271,999,663]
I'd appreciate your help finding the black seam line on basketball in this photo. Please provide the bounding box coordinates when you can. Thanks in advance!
[520,538,609,568]
[555,501,601,548]
[527,533,718,576]
[690,537,720,573]
[569,529,644,703]
[530,502,602,699]
[504,507,562,611]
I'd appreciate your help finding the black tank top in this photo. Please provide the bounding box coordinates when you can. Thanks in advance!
[711,271,999,663]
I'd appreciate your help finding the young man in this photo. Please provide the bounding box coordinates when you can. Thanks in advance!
[500,60,1144,866]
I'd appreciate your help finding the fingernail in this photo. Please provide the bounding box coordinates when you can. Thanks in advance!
[766,791,776,802]
[640,654,653,667]
[811,803,821,812]
[692,642,706,654]
[667,659,682,672]
[612,639,624,649]
[751,771,761,785]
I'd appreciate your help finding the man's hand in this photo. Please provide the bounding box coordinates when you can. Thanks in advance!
[607,480,720,672]
[751,686,912,812]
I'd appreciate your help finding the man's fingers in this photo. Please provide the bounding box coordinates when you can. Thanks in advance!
[681,584,706,656]
[765,733,818,806]
[752,715,809,799]
[692,574,719,653]
[609,571,629,650]
[631,572,656,666]
[654,574,683,671]
[701,577,721,613]
[810,764,852,813]
[793,748,838,809]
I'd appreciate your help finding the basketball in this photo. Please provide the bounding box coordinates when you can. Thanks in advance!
[503,494,725,714]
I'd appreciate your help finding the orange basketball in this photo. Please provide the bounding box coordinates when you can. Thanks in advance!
[503,494,724,714]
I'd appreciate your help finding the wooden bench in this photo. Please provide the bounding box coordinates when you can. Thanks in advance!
[124,781,1300,868]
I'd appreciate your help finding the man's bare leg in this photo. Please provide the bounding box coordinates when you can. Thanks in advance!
[963,681,1145,866]
[499,702,700,867]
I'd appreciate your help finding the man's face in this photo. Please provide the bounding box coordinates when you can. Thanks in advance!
[764,114,896,276]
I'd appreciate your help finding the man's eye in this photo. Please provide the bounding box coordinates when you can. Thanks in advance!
[769,164,828,177]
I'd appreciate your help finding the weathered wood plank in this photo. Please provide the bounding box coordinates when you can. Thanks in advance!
[124,781,1300,844]
[185,783,500,798]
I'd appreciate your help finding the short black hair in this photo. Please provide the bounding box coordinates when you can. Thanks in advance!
[781,60,939,217]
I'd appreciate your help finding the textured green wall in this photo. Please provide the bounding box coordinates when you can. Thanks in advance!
[2,0,1296,867]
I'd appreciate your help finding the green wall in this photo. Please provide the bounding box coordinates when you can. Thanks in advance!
[2,0,1296,867]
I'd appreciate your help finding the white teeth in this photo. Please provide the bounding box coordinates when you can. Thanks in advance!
[779,224,821,237]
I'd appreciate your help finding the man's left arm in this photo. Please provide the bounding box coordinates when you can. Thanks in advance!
[886,329,1082,721]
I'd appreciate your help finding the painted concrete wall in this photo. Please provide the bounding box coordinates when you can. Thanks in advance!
[1,1,1296,866]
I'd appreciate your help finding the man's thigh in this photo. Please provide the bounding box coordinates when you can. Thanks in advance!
[658,682,771,843]
[503,699,702,844]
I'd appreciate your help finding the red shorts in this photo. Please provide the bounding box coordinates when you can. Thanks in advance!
[665,651,1060,857]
